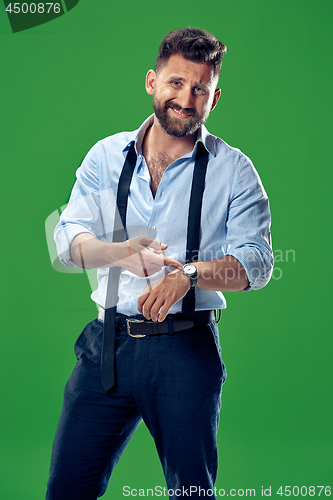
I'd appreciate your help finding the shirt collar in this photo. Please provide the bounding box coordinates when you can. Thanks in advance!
[196,123,216,157]
[123,114,217,157]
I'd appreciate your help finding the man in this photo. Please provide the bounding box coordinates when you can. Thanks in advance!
[46,28,273,500]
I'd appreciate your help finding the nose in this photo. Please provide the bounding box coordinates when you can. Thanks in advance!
[177,86,194,110]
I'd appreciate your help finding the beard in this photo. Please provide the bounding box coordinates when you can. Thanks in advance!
[152,95,209,137]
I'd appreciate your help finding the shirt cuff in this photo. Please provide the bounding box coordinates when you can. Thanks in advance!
[54,222,95,268]
[229,247,274,291]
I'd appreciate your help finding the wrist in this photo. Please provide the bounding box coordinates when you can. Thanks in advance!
[108,241,125,267]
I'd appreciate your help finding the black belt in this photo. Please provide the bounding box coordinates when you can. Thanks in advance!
[99,309,216,338]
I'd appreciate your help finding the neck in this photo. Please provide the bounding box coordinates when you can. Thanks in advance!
[143,115,197,159]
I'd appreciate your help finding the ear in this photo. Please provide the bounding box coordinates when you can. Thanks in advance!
[145,69,156,96]
[210,88,221,111]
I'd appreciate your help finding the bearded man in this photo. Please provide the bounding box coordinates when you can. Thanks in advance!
[46,27,273,500]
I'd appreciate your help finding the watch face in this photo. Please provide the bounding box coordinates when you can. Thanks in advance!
[183,264,197,276]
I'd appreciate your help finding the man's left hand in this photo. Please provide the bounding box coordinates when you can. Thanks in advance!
[137,269,190,322]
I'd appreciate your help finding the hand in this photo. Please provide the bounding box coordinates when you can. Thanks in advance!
[137,269,191,322]
[114,236,182,277]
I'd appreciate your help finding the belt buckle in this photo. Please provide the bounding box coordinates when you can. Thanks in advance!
[126,318,146,338]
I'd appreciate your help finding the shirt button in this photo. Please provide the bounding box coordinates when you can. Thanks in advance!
[147,197,151,202]
[136,290,141,295]
[151,225,156,231]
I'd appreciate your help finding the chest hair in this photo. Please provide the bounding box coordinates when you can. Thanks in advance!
[145,152,175,197]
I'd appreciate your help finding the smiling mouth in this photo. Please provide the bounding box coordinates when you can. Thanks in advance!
[169,106,195,118]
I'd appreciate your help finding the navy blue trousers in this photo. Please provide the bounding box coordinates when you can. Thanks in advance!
[46,317,226,499]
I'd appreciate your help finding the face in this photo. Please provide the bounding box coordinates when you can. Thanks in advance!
[146,54,221,137]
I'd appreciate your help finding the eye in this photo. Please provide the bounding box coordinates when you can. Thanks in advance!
[170,80,181,87]
[193,86,206,95]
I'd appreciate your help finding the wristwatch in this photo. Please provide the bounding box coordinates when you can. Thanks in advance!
[182,263,198,288]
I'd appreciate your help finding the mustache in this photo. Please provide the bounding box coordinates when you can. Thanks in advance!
[164,100,197,118]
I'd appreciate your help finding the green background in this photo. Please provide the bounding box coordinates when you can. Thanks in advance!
[0,0,332,498]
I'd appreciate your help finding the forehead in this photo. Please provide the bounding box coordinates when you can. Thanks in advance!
[157,53,215,86]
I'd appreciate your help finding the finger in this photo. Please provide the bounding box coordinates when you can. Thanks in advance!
[157,300,172,322]
[151,248,164,255]
[141,294,156,320]
[138,285,162,320]
[150,296,166,322]
[136,236,167,251]
[163,257,183,270]
[147,239,168,251]
[137,289,149,314]
[136,236,154,247]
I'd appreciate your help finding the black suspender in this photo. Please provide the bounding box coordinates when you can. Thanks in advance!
[182,141,208,316]
[100,141,209,392]
[100,143,137,392]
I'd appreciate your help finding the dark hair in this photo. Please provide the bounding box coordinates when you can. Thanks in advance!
[155,28,227,79]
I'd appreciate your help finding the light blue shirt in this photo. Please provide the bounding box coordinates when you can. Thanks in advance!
[54,115,273,315]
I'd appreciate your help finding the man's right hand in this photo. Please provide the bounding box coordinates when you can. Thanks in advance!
[112,236,182,277]
[70,233,181,276]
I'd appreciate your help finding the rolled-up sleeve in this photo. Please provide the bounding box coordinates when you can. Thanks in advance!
[54,143,104,267]
[227,156,274,290]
